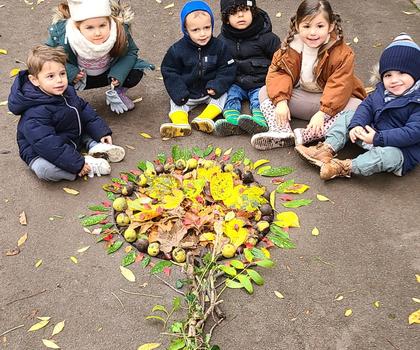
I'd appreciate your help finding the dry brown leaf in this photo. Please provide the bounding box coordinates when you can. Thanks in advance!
[19,211,27,225]
[125,145,135,150]
[5,247,20,256]
[63,187,79,195]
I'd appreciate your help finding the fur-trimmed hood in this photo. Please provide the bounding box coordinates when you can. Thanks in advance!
[52,0,134,25]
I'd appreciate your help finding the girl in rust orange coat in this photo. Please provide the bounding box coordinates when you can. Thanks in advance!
[251,0,366,150]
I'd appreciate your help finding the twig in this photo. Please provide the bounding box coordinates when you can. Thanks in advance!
[208,316,224,339]
[5,289,47,306]
[314,256,335,266]
[386,339,400,350]
[195,300,224,330]
[153,274,185,296]
[119,289,163,298]
[111,292,125,311]
[0,324,24,337]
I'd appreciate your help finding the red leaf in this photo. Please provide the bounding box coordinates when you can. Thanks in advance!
[271,178,285,184]
[103,234,114,242]
[100,219,109,224]
[208,154,216,160]
[120,174,128,181]
[102,200,112,207]
[166,157,173,164]
[113,183,122,188]
[262,238,275,248]
[135,252,144,262]
[279,194,293,201]
[245,242,254,249]
[130,169,141,175]
[163,267,172,276]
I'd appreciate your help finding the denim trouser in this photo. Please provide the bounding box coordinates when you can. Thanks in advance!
[325,110,404,176]
[29,135,98,182]
[169,93,227,115]
[224,84,260,113]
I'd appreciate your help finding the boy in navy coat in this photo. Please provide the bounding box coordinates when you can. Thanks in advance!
[9,45,125,181]
[295,33,420,180]
[160,0,236,138]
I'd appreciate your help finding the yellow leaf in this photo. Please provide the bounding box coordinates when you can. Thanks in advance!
[412,298,420,303]
[316,194,330,202]
[223,218,248,247]
[63,187,79,195]
[77,246,90,253]
[35,259,43,268]
[275,12,282,17]
[261,247,270,258]
[416,274,420,283]
[28,319,49,331]
[344,308,353,317]
[51,320,65,337]
[257,165,271,175]
[124,245,133,253]
[353,37,359,43]
[269,190,276,209]
[224,211,235,221]
[10,68,20,77]
[37,317,51,321]
[311,227,320,236]
[162,189,184,209]
[199,232,215,241]
[133,97,143,103]
[139,132,152,139]
[214,147,222,156]
[0,101,8,106]
[253,159,270,169]
[402,10,416,15]
[373,301,380,308]
[0,49,7,55]
[335,295,344,301]
[137,344,161,350]
[274,290,284,299]
[17,233,28,246]
[70,256,78,264]
[372,42,382,48]
[210,172,233,201]
[223,147,232,156]
[408,309,420,324]
[120,266,136,282]
[284,184,309,194]
[42,339,60,349]
[164,3,174,9]
[275,211,300,228]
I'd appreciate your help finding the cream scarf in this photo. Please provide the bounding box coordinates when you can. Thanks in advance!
[65,18,117,59]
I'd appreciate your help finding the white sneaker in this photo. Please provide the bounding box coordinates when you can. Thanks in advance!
[251,131,295,150]
[88,143,125,163]
[84,156,111,178]
[293,128,305,146]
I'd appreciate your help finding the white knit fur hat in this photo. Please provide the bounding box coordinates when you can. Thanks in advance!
[68,0,111,21]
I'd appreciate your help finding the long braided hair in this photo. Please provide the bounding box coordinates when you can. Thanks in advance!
[281,0,343,51]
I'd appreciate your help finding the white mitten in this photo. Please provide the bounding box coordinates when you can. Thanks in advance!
[105,85,128,114]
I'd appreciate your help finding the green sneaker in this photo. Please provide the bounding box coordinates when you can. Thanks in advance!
[238,109,268,135]
[214,119,244,137]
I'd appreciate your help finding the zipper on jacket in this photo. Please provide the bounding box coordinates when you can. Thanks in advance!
[280,58,295,81]
[198,48,203,79]
[62,95,82,136]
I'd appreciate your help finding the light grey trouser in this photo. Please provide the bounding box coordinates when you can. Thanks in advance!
[326,110,404,176]
[258,85,362,120]
[169,93,227,116]
[29,136,98,182]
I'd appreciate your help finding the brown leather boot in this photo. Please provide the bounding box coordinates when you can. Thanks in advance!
[320,159,352,180]
[295,142,335,167]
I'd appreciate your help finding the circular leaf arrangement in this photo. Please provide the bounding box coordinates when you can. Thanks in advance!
[107,147,275,262]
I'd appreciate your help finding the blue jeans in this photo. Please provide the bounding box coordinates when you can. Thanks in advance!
[29,135,98,182]
[325,110,404,176]
[224,84,260,113]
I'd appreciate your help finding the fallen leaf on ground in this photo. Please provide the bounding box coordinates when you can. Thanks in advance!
[164,3,174,9]
[17,233,28,246]
[10,68,20,77]
[316,194,331,202]
[353,37,359,43]
[120,266,136,282]
[77,246,90,253]
[51,320,65,336]
[344,308,353,317]
[125,145,135,150]
[19,211,27,225]
[28,319,49,331]
[133,97,143,103]
[274,211,300,228]
[412,298,420,303]
[275,12,281,17]
[0,49,7,54]
[311,227,319,236]
[0,101,8,106]
[63,187,79,195]
[37,317,51,321]
[5,247,20,256]
[274,290,284,299]
[70,256,78,264]
[139,132,152,139]
[137,344,161,350]
[35,259,43,268]
[416,274,420,283]
[408,309,420,324]
[335,295,344,301]
[373,301,380,308]
[402,10,416,15]
[42,339,60,349]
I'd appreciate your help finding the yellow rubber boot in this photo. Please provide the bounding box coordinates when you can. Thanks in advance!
[191,104,221,133]
[160,111,191,138]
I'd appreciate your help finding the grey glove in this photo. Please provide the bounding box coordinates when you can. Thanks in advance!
[105,85,128,114]
[74,69,87,91]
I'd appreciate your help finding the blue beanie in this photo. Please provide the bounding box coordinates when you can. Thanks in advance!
[180,1,214,36]
[379,33,420,81]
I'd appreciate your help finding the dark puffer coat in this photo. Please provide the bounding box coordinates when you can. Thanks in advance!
[9,71,112,174]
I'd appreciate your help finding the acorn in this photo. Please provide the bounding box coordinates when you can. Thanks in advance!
[233,168,242,179]
[263,189,271,200]
[155,164,164,174]
[260,203,273,216]
[121,182,134,196]
[261,214,274,223]
[236,245,244,254]
[133,235,149,252]
[242,171,254,184]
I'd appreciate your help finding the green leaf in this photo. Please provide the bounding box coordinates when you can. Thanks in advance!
[168,338,186,350]
[251,248,266,260]
[137,161,147,171]
[157,152,167,164]
[126,172,138,183]
[244,248,254,262]
[145,161,155,171]
[230,260,245,269]
[152,304,169,314]
[260,167,294,177]
[269,224,290,238]
[181,148,192,161]
[247,269,264,285]
[111,177,127,185]
[101,223,114,232]
[169,322,183,334]
[175,279,184,289]
[219,265,237,277]
[172,145,181,161]
[243,158,251,166]
[145,315,166,324]
[203,145,214,157]
[107,240,123,254]
[257,165,272,175]
[236,274,253,294]
[267,233,296,249]
[231,148,245,163]
[276,180,295,193]
[172,296,181,312]
[282,199,313,208]
[210,346,221,350]
[81,214,108,227]
[226,279,243,289]
[141,256,151,268]
[192,146,204,158]
[150,260,173,274]
[122,251,137,267]
[254,259,274,268]
[106,191,116,201]
[88,204,109,212]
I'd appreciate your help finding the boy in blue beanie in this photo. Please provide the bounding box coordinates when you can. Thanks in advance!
[295,33,420,180]
[160,0,236,138]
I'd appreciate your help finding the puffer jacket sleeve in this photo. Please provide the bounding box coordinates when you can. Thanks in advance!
[266,49,294,105]
[22,109,85,174]
[263,33,281,60]
[161,46,190,106]
[348,93,374,129]
[205,42,236,98]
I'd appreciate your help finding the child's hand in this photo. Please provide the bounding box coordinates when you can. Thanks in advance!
[100,136,113,144]
[307,111,325,134]
[111,78,120,87]
[357,125,376,144]
[274,100,290,126]
[78,163,91,177]
[207,89,215,96]
[73,71,85,84]
[349,126,365,143]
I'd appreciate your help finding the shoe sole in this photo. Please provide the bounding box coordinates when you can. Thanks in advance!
[294,147,326,168]
[251,135,295,150]
[191,120,214,133]
[160,124,192,138]
[238,118,269,135]
[214,120,244,137]
[89,147,125,163]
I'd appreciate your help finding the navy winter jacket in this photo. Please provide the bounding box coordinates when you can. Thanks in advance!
[161,36,236,106]
[9,71,112,174]
[218,9,280,91]
[348,82,420,174]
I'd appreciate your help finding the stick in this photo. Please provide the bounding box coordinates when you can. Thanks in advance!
[119,289,163,298]
[111,292,125,311]
[5,289,47,306]
[153,274,185,296]
[0,324,24,337]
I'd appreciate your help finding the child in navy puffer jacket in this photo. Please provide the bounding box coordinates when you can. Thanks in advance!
[295,33,420,180]
[9,45,125,182]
